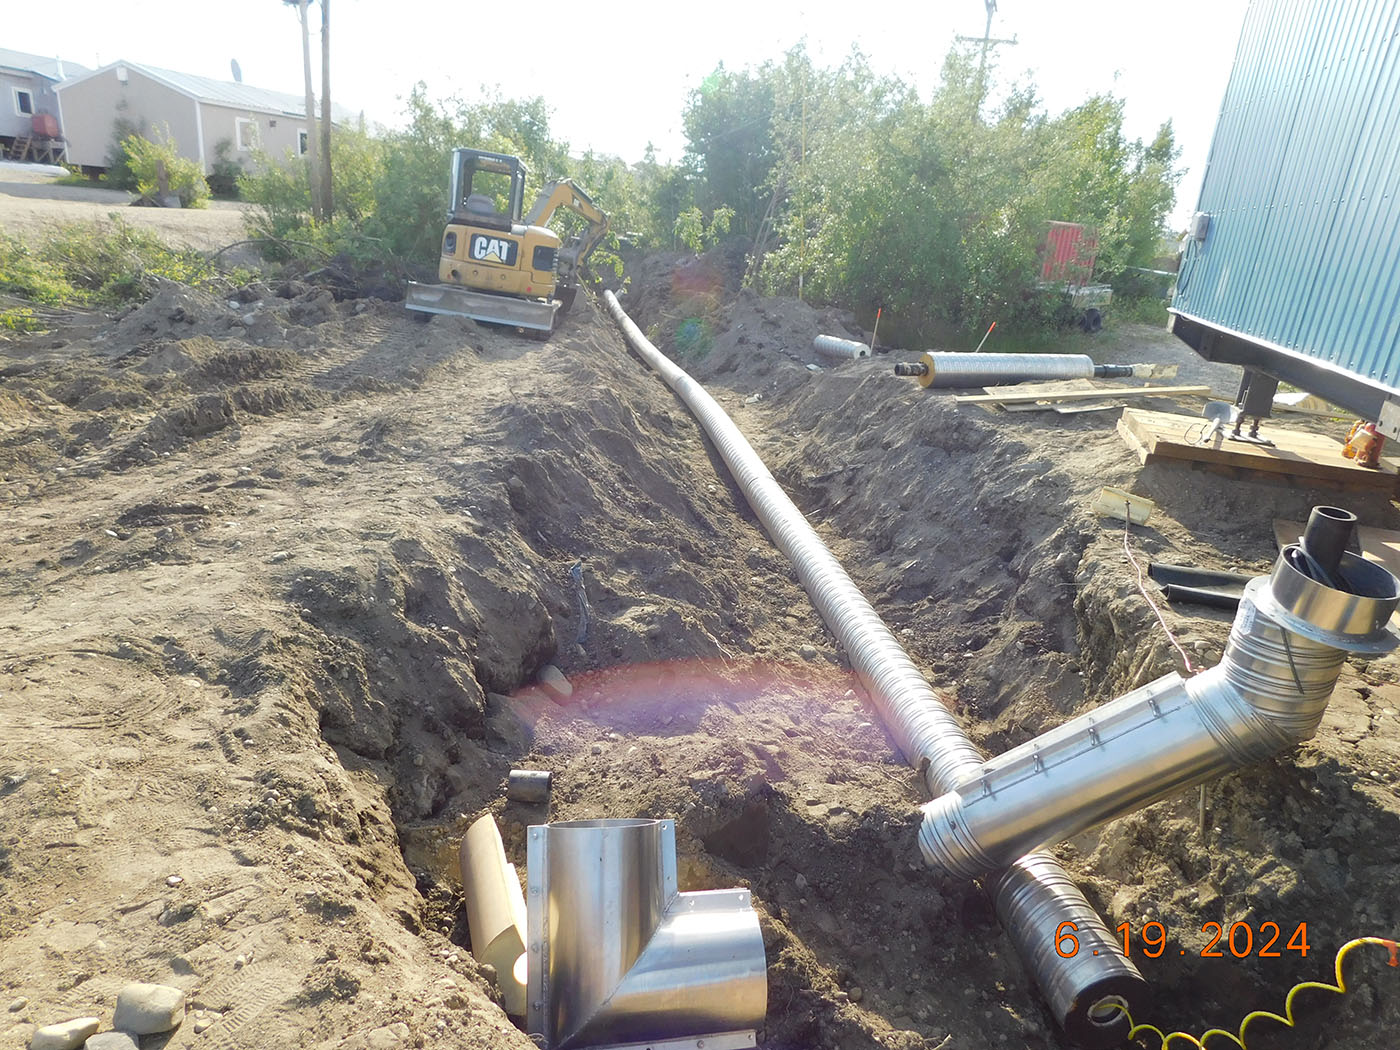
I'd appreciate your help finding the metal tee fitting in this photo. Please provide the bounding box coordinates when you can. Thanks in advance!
[919,517,1399,880]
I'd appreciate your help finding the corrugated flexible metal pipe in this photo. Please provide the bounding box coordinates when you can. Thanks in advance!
[919,513,1399,880]
[813,334,871,360]
[603,290,1147,1047]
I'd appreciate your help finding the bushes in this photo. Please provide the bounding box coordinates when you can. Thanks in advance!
[120,125,210,208]
[0,218,243,330]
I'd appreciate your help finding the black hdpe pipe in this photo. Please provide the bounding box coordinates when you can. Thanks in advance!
[603,290,1147,1048]
[1148,564,1252,611]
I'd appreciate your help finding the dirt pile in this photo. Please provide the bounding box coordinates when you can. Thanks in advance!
[2,252,1398,1050]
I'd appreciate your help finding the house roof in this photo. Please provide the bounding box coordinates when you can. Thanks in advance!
[0,48,90,82]
[57,60,356,123]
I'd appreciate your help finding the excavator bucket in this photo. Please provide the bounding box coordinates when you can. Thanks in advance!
[405,281,560,332]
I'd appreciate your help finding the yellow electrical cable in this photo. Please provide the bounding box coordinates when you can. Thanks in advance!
[1111,936,1399,1049]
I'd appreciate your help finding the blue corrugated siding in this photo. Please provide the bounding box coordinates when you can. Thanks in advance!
[1174,0,1400,392]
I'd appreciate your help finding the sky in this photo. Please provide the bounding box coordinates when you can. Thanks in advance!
[8,0,1251,227]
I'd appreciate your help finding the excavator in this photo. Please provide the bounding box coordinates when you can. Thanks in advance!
[405,148,609,337]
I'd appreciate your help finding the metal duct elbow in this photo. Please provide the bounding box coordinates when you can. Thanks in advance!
[919,532,1399,880]
[813,334,870,360]
[525,819,766,1050]
[899,351,1097,388]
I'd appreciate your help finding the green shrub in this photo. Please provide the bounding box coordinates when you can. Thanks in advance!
[207,139,243,198]
[121,126,210,208]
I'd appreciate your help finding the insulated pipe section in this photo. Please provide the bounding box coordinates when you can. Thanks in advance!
[919,527,1399,880]
[459,814,528,1016]
[894,351,1136,388]
[604,290,1146,1048]
[813,334,870,360]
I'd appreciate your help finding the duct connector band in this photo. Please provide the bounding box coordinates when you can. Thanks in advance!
[918,513,1399,882]
[525,818,766,1050]
[893,351,1136,388]
[603,290,1147,1049]
[813,334,871,360]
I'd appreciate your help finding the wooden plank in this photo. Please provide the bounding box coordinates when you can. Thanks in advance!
[1120,408,1398,493]
[954,384,1212,405]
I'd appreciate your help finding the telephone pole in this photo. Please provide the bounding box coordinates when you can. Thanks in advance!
[956,0,1017,109]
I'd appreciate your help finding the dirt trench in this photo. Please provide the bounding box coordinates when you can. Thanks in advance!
[1,261,1398,1050]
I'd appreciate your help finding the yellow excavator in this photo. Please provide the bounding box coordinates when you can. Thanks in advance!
[405,148,609,337]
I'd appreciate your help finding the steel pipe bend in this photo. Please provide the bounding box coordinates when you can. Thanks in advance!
[603,290,1147,1048]
[919,537,1400,881]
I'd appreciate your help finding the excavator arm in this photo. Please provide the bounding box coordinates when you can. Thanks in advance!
[524,179,610,289]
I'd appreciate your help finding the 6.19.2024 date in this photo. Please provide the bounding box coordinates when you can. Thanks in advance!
[1055,920,1311,959]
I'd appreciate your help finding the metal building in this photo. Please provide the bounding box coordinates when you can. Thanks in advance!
[1170,0,1400,432]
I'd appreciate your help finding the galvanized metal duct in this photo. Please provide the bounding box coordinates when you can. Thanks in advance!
[813,334,871,360]
[525,818,766,1050]
[919,517,1399,880]
[603,290,1147,1048]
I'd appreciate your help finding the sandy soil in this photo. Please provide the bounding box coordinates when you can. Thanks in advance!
[1,235,1398,1050]
[0,166,249,252]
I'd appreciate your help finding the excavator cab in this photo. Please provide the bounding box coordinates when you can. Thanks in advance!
[405,148,608,338]
[448,149,527,230]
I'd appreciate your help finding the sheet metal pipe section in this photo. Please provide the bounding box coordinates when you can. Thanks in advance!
[919,541,1399,880]
[813,334,871,359]
[603,289,1146,1048]
[525,819,765,1050]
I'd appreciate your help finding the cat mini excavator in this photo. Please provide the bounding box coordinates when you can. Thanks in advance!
[405,148,609,337]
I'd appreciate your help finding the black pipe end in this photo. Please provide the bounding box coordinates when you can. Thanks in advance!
[894,361,929,377]
[1301,505,1357,581]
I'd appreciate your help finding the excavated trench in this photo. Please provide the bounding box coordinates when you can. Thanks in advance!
[5,271,1396,1049]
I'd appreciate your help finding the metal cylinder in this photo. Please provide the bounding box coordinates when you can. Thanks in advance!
[525,818,766,1050]
[604,289,1146,1047]
[908,351,1097,389]
[919,542,1399,880]
[813,334,870,360]
[507,768,552,804]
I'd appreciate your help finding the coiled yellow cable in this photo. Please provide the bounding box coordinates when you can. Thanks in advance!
[1113,936,1398,1049]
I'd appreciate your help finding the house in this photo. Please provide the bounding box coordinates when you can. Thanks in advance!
[0,48,89,158]
[55,60,354,175]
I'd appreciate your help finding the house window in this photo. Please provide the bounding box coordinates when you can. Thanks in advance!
[13,89,34,116]
[235,117,260,151]
[297,129,309,156]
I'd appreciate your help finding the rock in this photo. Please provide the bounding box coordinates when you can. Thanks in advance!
[798,644,818,660]
[166,875,183,887]
[29,1018,100,1050]
[538,664,572,701]
[848,985,864,1003]
[8,998,28,1012]
[192,1019,213,1034]
[84,1034,138,1050]
[111,983,185,1035]
[794,873,809,891]
[268,551,291,564]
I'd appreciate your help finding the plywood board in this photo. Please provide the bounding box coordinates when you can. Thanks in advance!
[956,384,1210,406]
[1118,408,1399,494]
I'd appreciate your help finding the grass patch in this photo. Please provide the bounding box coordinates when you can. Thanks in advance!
[0,215,250,331]
[1112,296,1170,327]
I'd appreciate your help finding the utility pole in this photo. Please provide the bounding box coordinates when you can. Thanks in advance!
[956,0,1017,111]
[284,0,321,221]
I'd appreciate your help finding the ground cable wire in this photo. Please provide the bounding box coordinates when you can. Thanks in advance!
[1110,936,1398,1049]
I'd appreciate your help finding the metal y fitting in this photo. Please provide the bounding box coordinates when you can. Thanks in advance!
[919,511,1399,880]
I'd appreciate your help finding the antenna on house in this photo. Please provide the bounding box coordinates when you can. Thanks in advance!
[231,58,243,83]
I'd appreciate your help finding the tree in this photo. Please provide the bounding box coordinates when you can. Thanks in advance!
[318,0,333,219]
[284,0,322,221]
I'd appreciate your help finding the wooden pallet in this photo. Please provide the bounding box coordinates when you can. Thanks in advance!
[1116,408,1399,494]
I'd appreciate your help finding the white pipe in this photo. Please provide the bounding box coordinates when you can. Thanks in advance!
[602,290,1146,1047]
